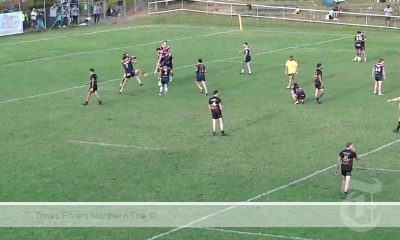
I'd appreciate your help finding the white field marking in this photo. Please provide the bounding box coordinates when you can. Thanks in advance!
[197,227,317,240]
[0,35,347,105]
[144,138,400,240]
[0,25,155,46]
[356,167,400,173]
[1,202,399,205]
[0,29,238,67]
[68,140,166,151]
[0,78,119,105]
[299,47,353,52]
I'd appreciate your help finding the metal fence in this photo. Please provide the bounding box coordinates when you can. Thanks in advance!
[148,0,400,29]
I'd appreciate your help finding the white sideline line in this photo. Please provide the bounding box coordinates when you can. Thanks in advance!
[0,25,155,46]
[0,35,347,105]
[145,139,400,240]
[198,227,317,240]
[0,30,238,67]
[68,140,166,151]
[356,167,400,173]
[0,78,119,105]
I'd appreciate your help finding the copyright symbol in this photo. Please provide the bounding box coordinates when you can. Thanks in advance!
[149,212,156,219]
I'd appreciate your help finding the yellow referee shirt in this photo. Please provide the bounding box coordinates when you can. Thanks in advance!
[285,60,298,74]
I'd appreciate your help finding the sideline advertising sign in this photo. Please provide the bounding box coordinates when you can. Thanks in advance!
[0,11,23,36]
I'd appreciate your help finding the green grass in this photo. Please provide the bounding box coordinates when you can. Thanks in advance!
[1,12,399,239]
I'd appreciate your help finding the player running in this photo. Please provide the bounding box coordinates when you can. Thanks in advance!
[372,58,385,96]
[241,42,252,75]
[195,58,208,95]
[158,64,171,96]
[285,55,298,89]
[387,96,400,133]
[119,54,148,94]
[314,63,324,104]
[291,83,306,104]
[83,68,102,105]
[335,142,358,199]
[208,90,226,136]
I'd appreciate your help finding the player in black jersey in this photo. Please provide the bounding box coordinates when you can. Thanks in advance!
[372,58,386,96]
[314,63,324,104]
[158,64,171,96]
[195,58,208,95]
[208,90,226,136]
[83,68,102,105]
[353,31,364,62]
[360,32,367,62]
[387,97,400,133]
[336,142,358,199]
[241,42,252,75]
[291,83,306,104]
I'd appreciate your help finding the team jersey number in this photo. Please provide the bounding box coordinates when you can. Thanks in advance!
[374,65,382,73]
[355,35,363,42]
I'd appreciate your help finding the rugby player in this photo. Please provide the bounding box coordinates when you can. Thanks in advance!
[285,55,298,89]
[372,58,385,96]
[291,83,306,104]
[159,64,171,96]
[314,63,324,104]
[387,96,400,133]
[241,42,252,75]
[119,54,148,94]
[336,142,358,199]
[208,90,226,136]
[83,68,102,105]
[353,31,364,62]
[195,58,208,95]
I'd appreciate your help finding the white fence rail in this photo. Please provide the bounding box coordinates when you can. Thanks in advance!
[148,0,400,29]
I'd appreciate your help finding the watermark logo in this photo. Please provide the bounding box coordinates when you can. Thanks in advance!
[340,178,382,231]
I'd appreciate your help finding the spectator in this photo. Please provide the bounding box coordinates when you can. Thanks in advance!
[49,3,58,27]
[384,4,393,27]
[30,8,37,29]
[61,6,69,27]
[92,1,101,23]
[292,7,300,15]
[36,8,45,30]
[71,5,79,25]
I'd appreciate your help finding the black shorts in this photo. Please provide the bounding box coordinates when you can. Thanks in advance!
[211,110,222,120]
[161,77,170,85]
[196,74,205,82]
[341,169,352,177]
[89,85,97,92]
[288,73,295,77]
[244,56,251,63]
[375,75,383,81]
[125,71,135,78]
[296,93,305,100]
[355,44,362,50]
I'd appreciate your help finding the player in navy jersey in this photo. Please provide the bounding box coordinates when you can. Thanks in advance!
[158,64,171,96]
[83,68,102,105]
[353,31,364,62]
[161,41,170,53]
[195,58,208,95]
[360,32,367,62]
[119,54,148,94]
[241,42,252,75]
[291,83,305,104]
[387,96,400,133]
[372,58,385,96]
[158,51,174,82]
[335,142,358,199]
[314,63,324,104]
[208,90,226,136]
